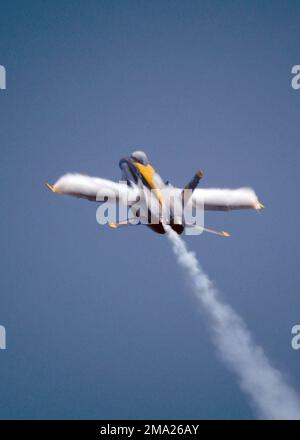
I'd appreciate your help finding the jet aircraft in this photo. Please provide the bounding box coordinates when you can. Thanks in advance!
[46,151,264,236]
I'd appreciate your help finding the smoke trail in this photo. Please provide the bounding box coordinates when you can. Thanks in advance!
[165,226,300,420]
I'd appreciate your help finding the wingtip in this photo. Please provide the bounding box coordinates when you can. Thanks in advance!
[222,231,230,237]
[255,201,265,210]
[45,183,56,193]
[197,169,203,178]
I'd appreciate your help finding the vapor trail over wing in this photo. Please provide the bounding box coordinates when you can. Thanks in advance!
[192,187,264,211]
[46,173,140,204]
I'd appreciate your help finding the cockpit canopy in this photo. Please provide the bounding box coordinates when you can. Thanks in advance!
[130,150,149,165]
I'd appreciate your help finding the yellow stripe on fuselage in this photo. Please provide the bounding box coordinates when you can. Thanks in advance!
[133,162,164,205]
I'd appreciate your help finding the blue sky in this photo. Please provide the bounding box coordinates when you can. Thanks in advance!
[0,0,299,419]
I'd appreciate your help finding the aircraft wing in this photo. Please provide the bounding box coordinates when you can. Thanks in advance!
[191,187,264,211]
[46,173,140,205]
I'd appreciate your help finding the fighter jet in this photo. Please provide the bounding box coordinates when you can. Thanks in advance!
[46,150,264,236]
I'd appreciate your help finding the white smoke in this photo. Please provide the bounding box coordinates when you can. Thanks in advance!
[165,226,300,420]
[52,174,261,210]
[193,187,260,210]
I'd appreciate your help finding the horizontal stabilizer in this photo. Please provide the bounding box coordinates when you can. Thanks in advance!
[186,224,230,237]
[108,219,139,229]
[203,226,230,237]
